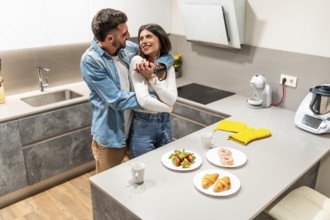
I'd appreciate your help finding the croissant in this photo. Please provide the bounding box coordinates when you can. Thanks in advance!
[202,173,219,188]
[213,176,231,192]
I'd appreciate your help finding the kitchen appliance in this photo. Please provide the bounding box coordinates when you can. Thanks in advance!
[177,83,235,105]
[247,75,272,108]
[309,84,330,115]
[295,84,330,134]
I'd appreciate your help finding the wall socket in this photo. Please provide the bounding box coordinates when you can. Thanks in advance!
[280,74,298,88]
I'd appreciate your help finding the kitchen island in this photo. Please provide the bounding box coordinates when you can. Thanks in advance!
[89,80,330,220]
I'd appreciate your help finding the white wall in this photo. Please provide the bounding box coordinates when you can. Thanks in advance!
[172,0,330,58]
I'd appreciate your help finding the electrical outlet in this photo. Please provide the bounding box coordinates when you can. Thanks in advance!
[280,74,298,88]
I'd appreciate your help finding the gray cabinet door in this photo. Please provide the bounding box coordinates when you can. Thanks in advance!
[19,102,92,145]
[0,121,28,195]
[23,127,93,185]
[19,102,93,185]
[171,101,224,140]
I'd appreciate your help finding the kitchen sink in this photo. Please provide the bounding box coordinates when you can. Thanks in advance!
[21,89,83,107]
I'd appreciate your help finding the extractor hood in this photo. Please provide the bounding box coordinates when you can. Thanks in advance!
[177,0,246,49]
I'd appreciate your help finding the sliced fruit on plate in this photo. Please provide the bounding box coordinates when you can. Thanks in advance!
[168,149,196,168]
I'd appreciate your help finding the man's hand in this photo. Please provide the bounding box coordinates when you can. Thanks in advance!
[135,59,155,79]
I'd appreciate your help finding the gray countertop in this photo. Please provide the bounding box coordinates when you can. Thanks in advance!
[2,79,329,219]
[89,78,330,220]
[0,82,90,122]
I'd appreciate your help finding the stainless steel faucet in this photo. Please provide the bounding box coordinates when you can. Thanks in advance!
[37,66,50,92]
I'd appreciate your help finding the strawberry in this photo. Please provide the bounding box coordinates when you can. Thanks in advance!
[185,155,193,163]
[171,156,181,166]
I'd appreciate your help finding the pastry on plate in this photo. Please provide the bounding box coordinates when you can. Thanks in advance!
[213,176,231,192]
[218,148,232,157]
[202,173,219,188]
[220,154,234,166]
[218,148,234,166]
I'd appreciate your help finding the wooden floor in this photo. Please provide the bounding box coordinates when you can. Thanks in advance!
[0,170,95,220]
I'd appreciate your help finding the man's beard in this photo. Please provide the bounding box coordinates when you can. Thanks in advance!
[113,38,126,52]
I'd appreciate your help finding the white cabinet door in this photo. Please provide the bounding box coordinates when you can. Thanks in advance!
[44,0,90,45]
[126,0,171,37]
[87,0,171,38]
[0,0,171,51]
[147,0,171,33]
[0,0,48,51]
[86,0,127,40]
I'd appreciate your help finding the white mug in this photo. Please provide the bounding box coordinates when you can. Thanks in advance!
[131,162,146,184]
[200,131,215,149]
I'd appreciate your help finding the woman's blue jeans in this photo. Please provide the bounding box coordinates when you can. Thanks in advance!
[129,111,172,158]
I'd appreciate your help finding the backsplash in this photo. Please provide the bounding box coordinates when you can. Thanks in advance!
[0,42,89,96]
[1,35,330,111]
[170,35,330,111]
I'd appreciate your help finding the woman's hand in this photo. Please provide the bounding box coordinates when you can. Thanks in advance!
[135,59,156,79]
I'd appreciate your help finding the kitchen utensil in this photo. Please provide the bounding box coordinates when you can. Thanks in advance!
[309,84,330,115]
[130,162,145,185]
[247,75,272,108]
[200,131,215,149]
[295,90,330,134]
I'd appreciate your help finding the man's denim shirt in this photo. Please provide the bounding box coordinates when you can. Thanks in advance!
[80,39,174,148]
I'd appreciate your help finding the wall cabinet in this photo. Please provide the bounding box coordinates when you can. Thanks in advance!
[0,0,48,51]
[0,0,171,51]
[44,0,91,46]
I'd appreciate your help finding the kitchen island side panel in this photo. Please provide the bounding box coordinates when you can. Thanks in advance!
[91,184,141,220]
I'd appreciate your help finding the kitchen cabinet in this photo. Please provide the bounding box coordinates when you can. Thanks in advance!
[0,83,95,208]
[171,101,225,139]
[125,0,172,36]
[0,0,48,51]
[0,0,171,51]
[18,102,93,184]
[44,0,91,46]
[0,121,28,196]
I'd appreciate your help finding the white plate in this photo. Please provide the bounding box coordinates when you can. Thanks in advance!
[193,169,240,196]
[206,147,247,168]
[161,150,202,171]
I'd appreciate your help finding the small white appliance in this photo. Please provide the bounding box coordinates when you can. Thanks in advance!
[295,84,330,134]
[247,74,272,108]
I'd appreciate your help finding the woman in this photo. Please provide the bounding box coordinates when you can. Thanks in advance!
[129,23,177,158]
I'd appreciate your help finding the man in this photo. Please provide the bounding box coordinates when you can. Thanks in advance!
[80,8,173,173]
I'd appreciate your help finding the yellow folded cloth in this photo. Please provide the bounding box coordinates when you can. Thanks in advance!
[214,119,247,133]
[228,128,272,145]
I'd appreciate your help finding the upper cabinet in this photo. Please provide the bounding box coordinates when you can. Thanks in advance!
[44,0,90,46]
[0,0,48,51]
[177,0,245,49]
[126,0,172,36]
[0,0,171,51]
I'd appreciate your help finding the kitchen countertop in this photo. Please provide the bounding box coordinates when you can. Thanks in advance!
[89,77,330,220]
[0,82,90,122]
[2,79,330,219]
